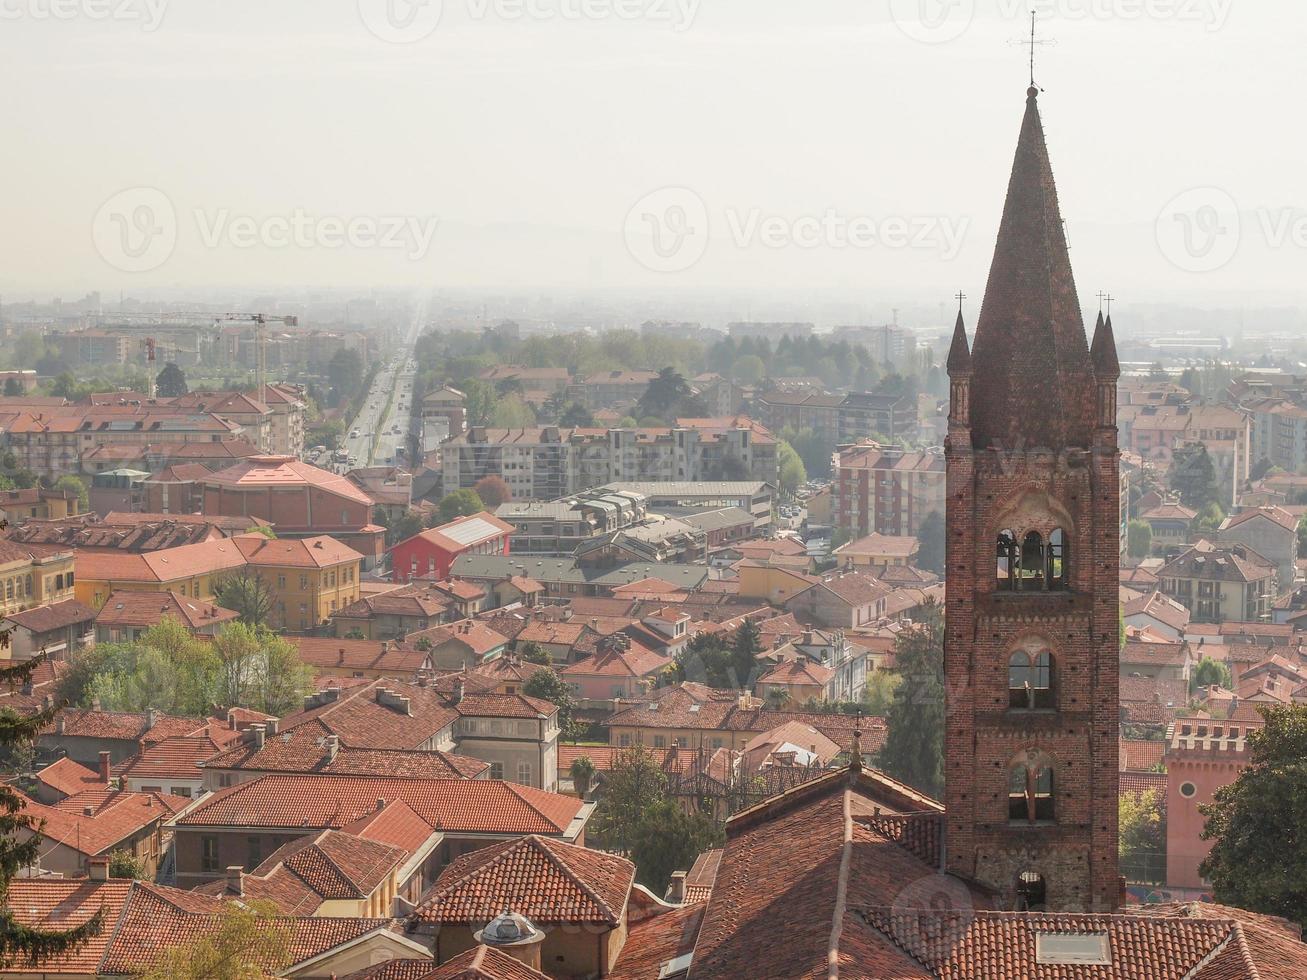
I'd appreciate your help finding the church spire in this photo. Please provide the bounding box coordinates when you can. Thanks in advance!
[968,87,1094,450]
[947,308,971,376]
[1091,311,1120,380]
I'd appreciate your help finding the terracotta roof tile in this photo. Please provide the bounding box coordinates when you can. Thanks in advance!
[610,903,705,980]
[177,773,585,837]
[414,835,634,926]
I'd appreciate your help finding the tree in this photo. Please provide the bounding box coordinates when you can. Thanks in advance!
[213,570,276,628]
[473,475,512,508]
[436,489,485,524]
[1170,444,1221,512]
[1200,704,1307,929]
[1194,500,1226,535]
[591,747,669,854]
[81,620,218,717]
[1119,789,1165,884]
[672,632,735,689]
[460,378,498,427]
[730,618,763,690]
[2,379,22,397]
[731,354,765,384]
[52,475,89,509]
[136,899,292,980]
[860,669,901,717]
[49,371,79,400]
[523,667,580,739]
[210,623,313,716]
[491,393,535,428]
[108,849,147,880]
[155,362,188,398]
[1191,656,1233,693]
[1298,516,1307,559]
[776,439,807,496]
[386,509,424,547]
[630,800,724,894]
[0,648,105,966]
[637,367,692,420]
[1127,518,1153,558]
[560,403,594,427]
[518,641,550,665]
[327,349,364,406]
[876,598,945,798]
[916,510,945,574]
[570,756,596,798]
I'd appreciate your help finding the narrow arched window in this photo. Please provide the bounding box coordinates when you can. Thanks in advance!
[1008,761,1055,823]
[996,530,1017,590]
[1048,528,1068,590]
[1019,532,1045,591]
[1010,650,1054,710]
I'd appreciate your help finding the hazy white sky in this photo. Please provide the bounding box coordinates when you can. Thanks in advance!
[2,0,1303,305]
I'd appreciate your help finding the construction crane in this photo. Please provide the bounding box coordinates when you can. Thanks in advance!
[209,314,299,396]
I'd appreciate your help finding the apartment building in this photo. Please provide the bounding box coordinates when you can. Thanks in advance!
[496,488,647,555]
[1158,542,1278,624]
[442,419,779,500]
[837,392,918,444]
[832,443,945,537]
[233,534,364,632]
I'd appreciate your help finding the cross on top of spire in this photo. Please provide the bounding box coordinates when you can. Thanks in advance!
[1013,11,1056,90]
[955,290,967,314]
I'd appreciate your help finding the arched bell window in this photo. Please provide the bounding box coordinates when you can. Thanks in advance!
[1008,649,1054,710]
[1008,759,1055,823]
[1047,528,1068,590]
[996,530,1017,590]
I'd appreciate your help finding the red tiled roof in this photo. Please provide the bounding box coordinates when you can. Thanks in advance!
[610,903,705,980]
[114,734,225,782]
[1120,738,1168,772]
[93,590,238,631]
[13,787,174,855]
[406,944,552,980]
[177,773,586,837]
[276,680,459,749]
[34,756,102,796]
[0,879,133,974]
[41,708,206,743]
[75,537,246,584]
[203,455,375,505]
[3,598,95,633]
[561,645,671,680]
[234,533,364,568]
[408,511,514,554]
[286,637,426,676]
[407,620,509,659]
[757,658,835,687]
[556,745,696,777]
[203,727,487,780]
[414,835,634,926]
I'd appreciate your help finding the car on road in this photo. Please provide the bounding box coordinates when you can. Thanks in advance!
[350,429,360,438]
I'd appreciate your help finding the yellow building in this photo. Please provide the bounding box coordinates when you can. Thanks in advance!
[736,559,817,605]
[831,532,919,570]
[74,538,247,609]
[233,534,363,633]
[0,541,77,618]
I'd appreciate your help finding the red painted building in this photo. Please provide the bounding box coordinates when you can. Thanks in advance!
[199,455,386,569]
[1164,710,1264,895]
[391,511,513,583]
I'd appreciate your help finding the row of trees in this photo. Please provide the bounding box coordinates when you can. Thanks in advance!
[56,619,315,718]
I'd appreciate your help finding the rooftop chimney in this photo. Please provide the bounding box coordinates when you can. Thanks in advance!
[145,707,158,730]
[667,870,687,904]
[226,866,244,896]
[250,724,266,749]
[325,734,339,761]
[452,678,465,705]
[91,697,101,711]
[98,751,111,784]
[88,856,110,882]
[376,797,386,812]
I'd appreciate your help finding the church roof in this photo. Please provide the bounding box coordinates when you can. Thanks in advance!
[968,87,1096,451]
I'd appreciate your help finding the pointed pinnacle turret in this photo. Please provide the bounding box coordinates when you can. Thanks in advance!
[947,309,972,377]
[1091,312,1121,380]
[968,87,1096,450]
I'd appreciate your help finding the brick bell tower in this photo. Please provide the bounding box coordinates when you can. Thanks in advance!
[944,85,1121,913]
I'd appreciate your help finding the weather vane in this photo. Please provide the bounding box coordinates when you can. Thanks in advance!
[1011,11,1057,89]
